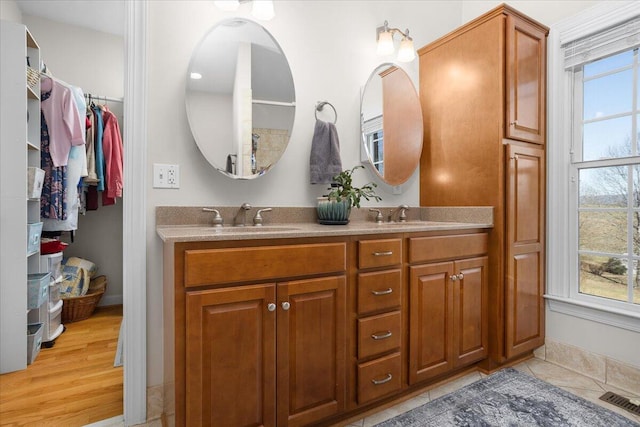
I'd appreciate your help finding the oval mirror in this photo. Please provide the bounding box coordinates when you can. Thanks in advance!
[361,64,422,187]
[186,19,295,179]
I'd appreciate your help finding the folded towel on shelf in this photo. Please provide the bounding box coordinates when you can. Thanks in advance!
[310,120,343,184]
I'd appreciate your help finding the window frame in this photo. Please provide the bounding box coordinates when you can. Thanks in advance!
[547,1,640,332]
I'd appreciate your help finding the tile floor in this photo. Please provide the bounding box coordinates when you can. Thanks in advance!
[340,357,640,427]
[84,357,640,427]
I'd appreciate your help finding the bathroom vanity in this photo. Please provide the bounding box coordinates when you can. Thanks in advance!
[158,208,494,426]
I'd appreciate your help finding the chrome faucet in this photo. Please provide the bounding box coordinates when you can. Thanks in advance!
[253,208,272,226]
[234,203,252,226]
[202,208,223,227]
[388,204,409,223]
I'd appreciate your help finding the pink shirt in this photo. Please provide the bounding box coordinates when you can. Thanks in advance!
[41,77,85,167]
[101,107,124,200]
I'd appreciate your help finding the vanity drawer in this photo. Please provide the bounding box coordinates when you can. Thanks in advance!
[409,233,488,264]
[358,311,401,359]
[358,239,402,269]
[184,242,346,287]
[357,352,402,404]
[358,269,401,314]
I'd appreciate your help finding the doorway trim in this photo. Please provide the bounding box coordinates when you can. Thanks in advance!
[123,1,147,424]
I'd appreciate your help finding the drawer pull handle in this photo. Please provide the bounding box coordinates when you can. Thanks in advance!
[371,331,392,340]
[372,251,393,257]
[371,373,393,385]
[371,288,393,296]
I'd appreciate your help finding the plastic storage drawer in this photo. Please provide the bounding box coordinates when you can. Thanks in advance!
[27,323,43,365]
[27,222,43,255]
[40,252,63,281]
[27,167,45,199]
[27,272,50,309]
[49,280,60,306]
[47,300,63,341]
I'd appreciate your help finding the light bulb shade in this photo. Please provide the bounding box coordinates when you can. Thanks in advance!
[213,0,240,11]
[376,31,394,55]
[397,37,415,62]
[252,0,275,20]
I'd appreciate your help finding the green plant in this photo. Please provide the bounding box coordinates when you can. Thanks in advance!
[326,166,382,208]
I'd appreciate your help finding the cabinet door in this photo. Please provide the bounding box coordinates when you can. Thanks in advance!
[505,143,545,358]
[452,257,488,367]
[409,262,454,384]
[505,14,547,145]
[277,275,346,427]
[185,284,276,427]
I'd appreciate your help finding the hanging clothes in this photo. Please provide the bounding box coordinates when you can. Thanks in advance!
[42,84,90,231]
[40,89,67,220]
[100,106,124,206]
[85,102,98,185]
[39,77,85,167]
[92,105,106,192]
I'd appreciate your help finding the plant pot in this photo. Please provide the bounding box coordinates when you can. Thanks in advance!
[316,197,351,225]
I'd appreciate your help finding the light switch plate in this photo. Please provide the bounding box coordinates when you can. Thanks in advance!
[153,163,180,188]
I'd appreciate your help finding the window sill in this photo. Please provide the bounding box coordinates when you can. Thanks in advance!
[544,294,640,333]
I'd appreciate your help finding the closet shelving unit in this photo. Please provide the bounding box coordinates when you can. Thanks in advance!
[0,21,43,373]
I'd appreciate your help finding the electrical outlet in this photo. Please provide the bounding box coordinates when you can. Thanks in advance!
[153,163,180,189]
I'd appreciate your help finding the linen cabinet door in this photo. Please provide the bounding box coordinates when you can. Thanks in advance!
[505,13,547,145]
[409,262,454,384]
[185,284,276,427]
[277,275,346,427]
[505,143,545,359]
[452,256,488,367]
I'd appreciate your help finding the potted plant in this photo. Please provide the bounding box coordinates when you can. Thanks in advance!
[317,166,382,224]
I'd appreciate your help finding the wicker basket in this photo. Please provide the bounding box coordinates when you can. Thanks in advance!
[26,67,39,91]
[61,275,107,323]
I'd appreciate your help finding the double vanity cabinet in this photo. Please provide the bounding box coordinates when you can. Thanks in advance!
[160,222,492,427]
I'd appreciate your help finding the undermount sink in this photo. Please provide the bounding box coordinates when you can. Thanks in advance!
[379,221,461,226]
[200,225,301,233]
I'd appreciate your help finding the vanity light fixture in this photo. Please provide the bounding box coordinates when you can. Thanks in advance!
[376,20,415,62]
[213,0,275,20]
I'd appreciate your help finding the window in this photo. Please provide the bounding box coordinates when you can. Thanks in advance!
[363,115,384,175]
[547,3,640,330]
[571,47,640,308]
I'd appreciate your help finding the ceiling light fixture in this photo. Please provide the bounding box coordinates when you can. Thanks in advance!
[376,20,415,62]
[213,0,275,20]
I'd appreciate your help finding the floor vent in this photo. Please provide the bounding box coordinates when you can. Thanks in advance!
[600,391,640,416]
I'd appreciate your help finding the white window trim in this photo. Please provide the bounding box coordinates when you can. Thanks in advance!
[547,0,640,333]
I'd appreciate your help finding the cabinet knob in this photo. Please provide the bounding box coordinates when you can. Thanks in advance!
[457,273,464,281]
[510,121,518,126]
[371,373,393,385]
[450,275,458,281]
[267,303,276,312]
[281,301,290,311]
[510,154,519,161]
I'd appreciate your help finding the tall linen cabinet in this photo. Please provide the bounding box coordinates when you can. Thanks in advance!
[418,5,548,368]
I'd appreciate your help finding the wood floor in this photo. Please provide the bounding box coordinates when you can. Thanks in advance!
[0,305,124,426]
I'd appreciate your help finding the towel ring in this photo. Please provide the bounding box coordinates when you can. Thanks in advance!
[315,101,337,124]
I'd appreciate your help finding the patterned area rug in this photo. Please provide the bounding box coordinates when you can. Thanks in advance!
[374,368,639,427]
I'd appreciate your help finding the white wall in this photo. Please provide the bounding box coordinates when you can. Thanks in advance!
[145,0,462,386]
[21,14,125,307]
[461,0,601,26]
[0,0,22,23]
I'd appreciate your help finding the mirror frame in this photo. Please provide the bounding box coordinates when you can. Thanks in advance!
[185,18,296,180]
[360,63,422,193]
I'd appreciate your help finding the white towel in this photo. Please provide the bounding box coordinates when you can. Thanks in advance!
[310,120,343,184]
